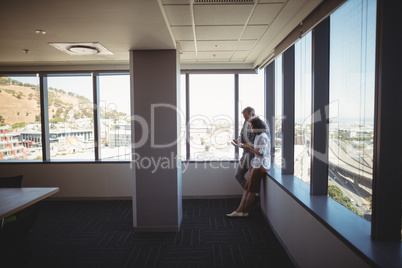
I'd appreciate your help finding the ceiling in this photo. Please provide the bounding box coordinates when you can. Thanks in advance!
[0,0,322,70]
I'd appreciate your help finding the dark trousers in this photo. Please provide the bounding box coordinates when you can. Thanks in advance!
[235,153,254,188]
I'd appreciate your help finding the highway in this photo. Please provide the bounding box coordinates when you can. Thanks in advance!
[294,138,372,219]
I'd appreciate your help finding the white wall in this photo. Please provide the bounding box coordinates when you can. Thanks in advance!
[0,163,132,198]
[182,161,243,198]
[0,162,242,198]
[260,178,371,268]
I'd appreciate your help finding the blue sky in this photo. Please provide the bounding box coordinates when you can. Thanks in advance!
[12,74,131,116]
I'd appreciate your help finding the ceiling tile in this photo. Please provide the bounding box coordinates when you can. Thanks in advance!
[237,39,258,50]
[197,40,237,51]
[178,40,195,51]
[197,59,230,62]
[232,50,250,59]
[258,0,286,3]
[163,5,192,26]
[197,51,232,60]
[180,51,196,60]
[231,58,246,62]
[171,26,194,40]
[193,4,253,25]
[242,25,267,39]
[161,0,190,4]
[249,3,283,25]
[196,26,243,40]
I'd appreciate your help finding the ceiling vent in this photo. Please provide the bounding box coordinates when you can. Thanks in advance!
[49,42,113,56]
[194,0,254,3]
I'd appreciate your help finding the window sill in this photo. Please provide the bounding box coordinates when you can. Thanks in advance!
[182,159,239,163]
[267,165,401,268]
[0,159,131,164]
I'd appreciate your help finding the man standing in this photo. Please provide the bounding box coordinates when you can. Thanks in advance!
[232,107,271,197]
[231,106,256,188]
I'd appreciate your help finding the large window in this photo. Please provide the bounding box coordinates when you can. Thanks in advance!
[274,55,283,167]
[2,71,266,162]
[47,75,94,160]
[329,0,376,220]
[188,74,234,160]
[183,72,265,160]
[0,75,41,161]
[294,32,312,183]
[0,72,131,162]
[99,74,131,160]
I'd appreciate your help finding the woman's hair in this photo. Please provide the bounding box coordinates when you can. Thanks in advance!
[249,116,266,134]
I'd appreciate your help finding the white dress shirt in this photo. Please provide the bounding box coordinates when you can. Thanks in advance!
[251,132,271,170]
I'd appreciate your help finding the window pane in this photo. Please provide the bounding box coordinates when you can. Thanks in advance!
[99,74,131,160]
[274,55,283,167]
[239,71,265,157]
[294,32,312,184]
[0,75,41,160]
[239,71,265,119]
[47,75,94,160]
[189,74,234,160]
[179,74,186,159]
[329,0,376,220]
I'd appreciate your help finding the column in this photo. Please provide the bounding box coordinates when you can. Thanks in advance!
[310,17,330,195]
[130,50,182,232]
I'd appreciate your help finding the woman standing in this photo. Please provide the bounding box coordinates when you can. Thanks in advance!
[227,116,271,217]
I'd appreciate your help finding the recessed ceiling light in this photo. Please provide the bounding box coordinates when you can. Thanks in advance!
[67,45,99,55]
[49,42,113,56]
[35,30,46,34]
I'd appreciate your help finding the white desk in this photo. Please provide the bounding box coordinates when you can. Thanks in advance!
[0,187,59,218]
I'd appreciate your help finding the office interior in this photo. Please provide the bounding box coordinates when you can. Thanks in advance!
[0,0,400,267]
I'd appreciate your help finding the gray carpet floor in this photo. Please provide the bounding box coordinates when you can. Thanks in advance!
[24,199,294,267]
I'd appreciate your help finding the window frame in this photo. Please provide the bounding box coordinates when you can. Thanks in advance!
[0,71,131,163]
[181,70,261,162]
[265,2,401,266]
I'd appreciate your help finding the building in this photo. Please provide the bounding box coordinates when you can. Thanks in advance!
[109,131,131,147]
[20,130,92,145]
[0,126,28,160]
[0,0,400,267]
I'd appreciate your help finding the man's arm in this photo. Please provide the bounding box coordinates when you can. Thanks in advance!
[240,143,261,156]
[231,139,241,146]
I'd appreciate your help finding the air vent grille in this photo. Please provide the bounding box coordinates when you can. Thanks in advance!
[49,42,113,56]
[194,0,253,3]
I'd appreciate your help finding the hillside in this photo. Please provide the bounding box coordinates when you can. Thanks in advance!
[0,85,41,125]
[0,84,91,127]
[0,76,130,130]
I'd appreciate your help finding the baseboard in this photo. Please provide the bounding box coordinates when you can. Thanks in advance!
[134,226,180,232]
[46,196,132,201]
[182,194,242,199]
[47,196,241,201]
